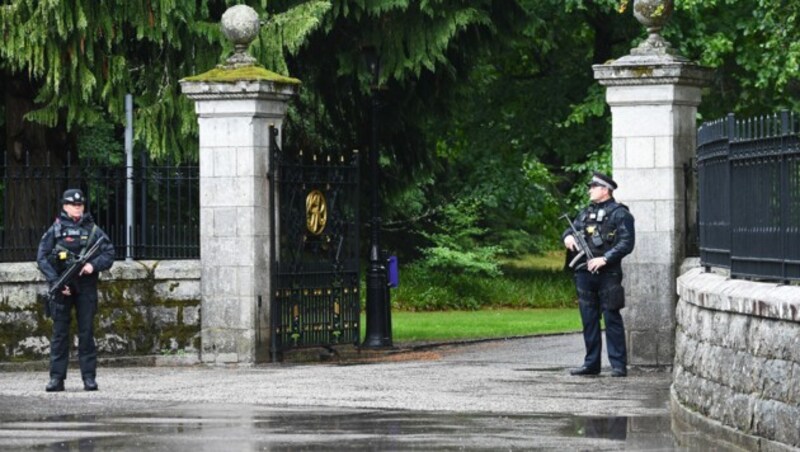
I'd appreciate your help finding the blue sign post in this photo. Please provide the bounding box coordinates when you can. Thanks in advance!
[387,255,399,288]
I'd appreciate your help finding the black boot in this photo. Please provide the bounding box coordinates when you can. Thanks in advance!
[569,366,600,376]
[83,376,98,391]
[45,378,64,392]
[611,367,627,377]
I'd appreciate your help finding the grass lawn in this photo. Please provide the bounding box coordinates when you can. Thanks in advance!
[392,252,576,311]
[362,308,582,343]
[363,252,581,344]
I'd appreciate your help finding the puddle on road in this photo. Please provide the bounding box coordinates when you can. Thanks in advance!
[0,405,684,451]
[563,415,629,440]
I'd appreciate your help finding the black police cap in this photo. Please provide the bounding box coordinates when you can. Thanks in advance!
[62,188,86,204]
[586,172,618,190]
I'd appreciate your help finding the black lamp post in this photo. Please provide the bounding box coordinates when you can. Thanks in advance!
[362,46,392,348]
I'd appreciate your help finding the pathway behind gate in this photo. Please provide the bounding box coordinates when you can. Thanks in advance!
[0,333,687,450]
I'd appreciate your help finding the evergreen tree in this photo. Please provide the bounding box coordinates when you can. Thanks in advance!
[0,0,328,244]
[3,0,799,260]
[280,0,527,260]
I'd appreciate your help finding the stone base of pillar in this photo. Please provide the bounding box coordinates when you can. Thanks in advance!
[622,261,677,367]
[201,328,257,365]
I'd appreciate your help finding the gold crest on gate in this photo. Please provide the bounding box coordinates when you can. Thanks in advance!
[305,189,328,235]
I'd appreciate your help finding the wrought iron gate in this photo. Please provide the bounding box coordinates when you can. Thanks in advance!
[269,127,360,358]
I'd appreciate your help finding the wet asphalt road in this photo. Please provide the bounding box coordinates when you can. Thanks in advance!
[0,333,684,451]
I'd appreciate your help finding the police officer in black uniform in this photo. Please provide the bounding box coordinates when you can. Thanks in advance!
[37,189,115,392]
[562,172,635,377]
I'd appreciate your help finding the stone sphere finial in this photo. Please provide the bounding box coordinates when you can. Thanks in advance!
[630,0,677,57]
[220,5,260,68]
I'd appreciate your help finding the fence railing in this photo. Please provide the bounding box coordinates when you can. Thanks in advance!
[0,150,199,262]
[697,111,800,281]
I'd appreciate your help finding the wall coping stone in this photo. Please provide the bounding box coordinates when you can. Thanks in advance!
[678,267,800,323]
[680,257,700,276]
[0,260,200,285]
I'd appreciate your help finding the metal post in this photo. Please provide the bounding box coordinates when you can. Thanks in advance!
[125,94,134,262]
[362,48,392,348]
[140,148,147,256]
[268,125,280,363]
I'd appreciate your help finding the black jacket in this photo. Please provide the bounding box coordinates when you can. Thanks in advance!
[562,198,635,271]
[37,211,115,288]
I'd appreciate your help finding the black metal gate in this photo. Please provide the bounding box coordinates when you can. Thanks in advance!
[268,127,360,358]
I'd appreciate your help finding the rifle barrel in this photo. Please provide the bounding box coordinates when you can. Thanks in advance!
[47,236,107,299]
[562,213,597,273]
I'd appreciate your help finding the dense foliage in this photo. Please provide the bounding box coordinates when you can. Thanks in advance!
[3,0,800,268]
[674,0,800,117]
[0,0,328,161]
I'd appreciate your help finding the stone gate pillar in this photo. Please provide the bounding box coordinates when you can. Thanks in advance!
[180,5,299,364]
[592,6,712,367]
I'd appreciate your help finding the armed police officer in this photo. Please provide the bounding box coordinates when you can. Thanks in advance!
[37,189,115,392]
[562,172,635,377]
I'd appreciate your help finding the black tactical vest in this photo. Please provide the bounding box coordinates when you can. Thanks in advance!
[51,219,96,272]
[580,202,627,257]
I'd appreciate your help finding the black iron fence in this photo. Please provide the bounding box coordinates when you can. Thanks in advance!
[0,150,199,262]
[696,111,800,281]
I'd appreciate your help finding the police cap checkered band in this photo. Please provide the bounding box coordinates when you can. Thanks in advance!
[62,189,85,204]
[586,172,617,190]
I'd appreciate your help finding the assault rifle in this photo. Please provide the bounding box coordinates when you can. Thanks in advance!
[561,214,597,274]
[47,236,108,302]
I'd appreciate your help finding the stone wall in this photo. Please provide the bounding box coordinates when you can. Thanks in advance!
[0,260,201,362]
[672,267,800,450]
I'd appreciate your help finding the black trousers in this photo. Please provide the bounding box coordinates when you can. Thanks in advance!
[574,269,627,371]
[49,287,98,381]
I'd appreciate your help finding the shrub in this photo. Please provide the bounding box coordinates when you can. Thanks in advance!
[391,254,577,311]
[416,201,503,278]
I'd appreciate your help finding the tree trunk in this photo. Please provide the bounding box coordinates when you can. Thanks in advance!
[2,71,76,261]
